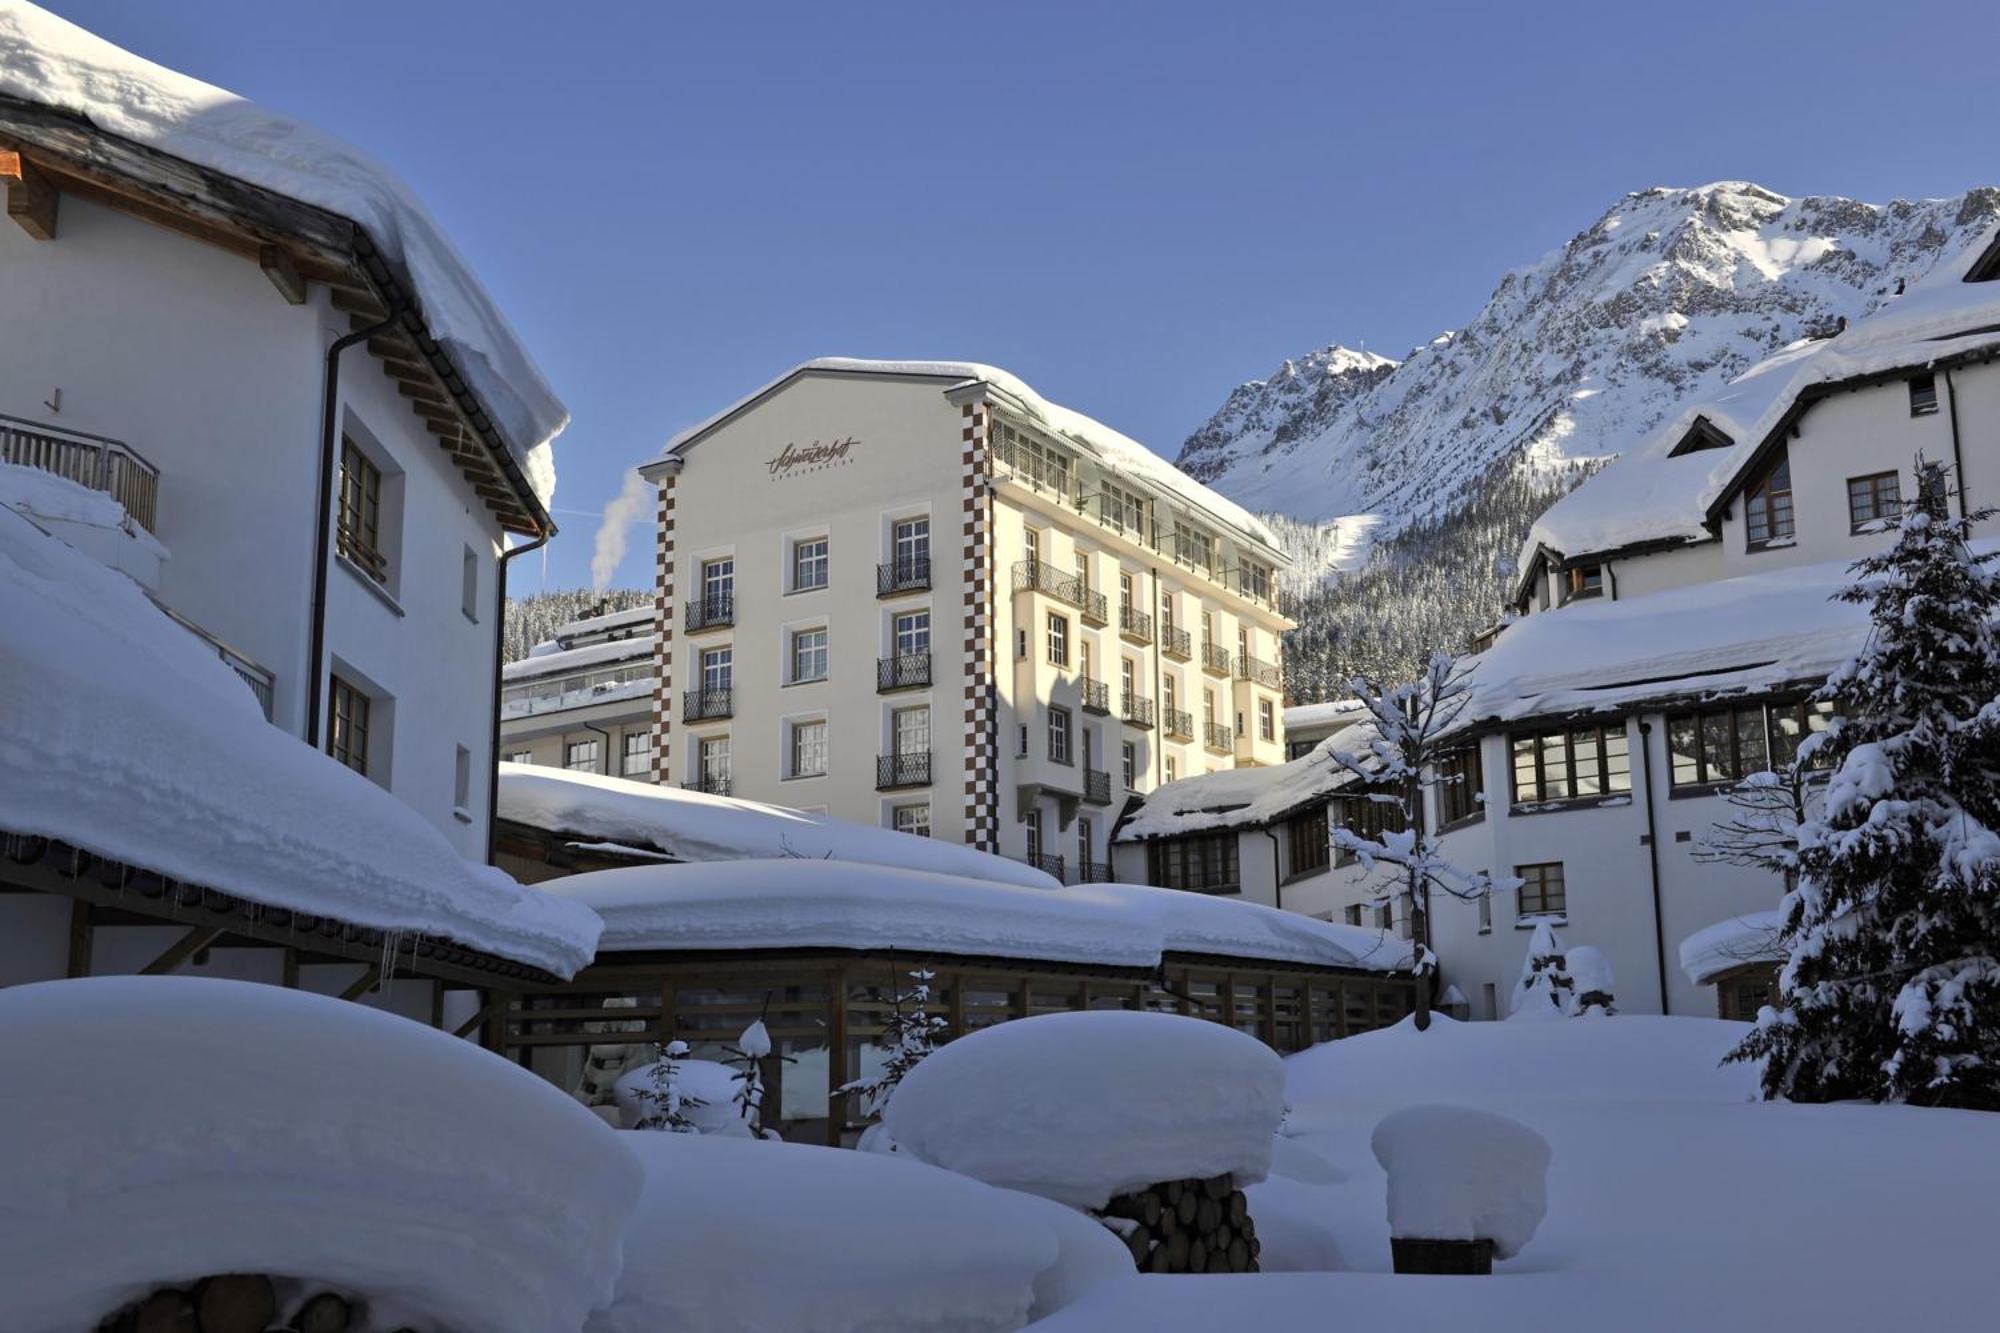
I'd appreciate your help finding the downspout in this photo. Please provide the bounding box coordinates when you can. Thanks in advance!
[1262,826,1283,913]
[305,309,400,747]
[488,529,553,863]
[1636,719,1671,1014]
[1943,367,1969,519]
[583,720,612,776]
[1149,564,1165,790]
[1605,561,1618,602]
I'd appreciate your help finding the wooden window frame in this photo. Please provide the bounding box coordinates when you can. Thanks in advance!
[1437,745,1485,826]
[1908,374,1939,418]
[1509,723,1630,805]
[1743,447,1795,549]
[1516,861,1566,917]
[791,536,828,592]
[1847,471,1902,532]
[327,675,370,776]
[336,438,387,584]
[1146,833,1241,895]
[1286,805,1331,879]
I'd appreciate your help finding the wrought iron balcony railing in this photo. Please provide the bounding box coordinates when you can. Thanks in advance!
[682,687,733,721]
[1121,693,1155,729]
[1022,851,1067,879]
[1012,560,1108,623]
[1163,708,1195,741]
[1083,768,1112,805]
[877,652,932,692]
[1160,625,1192,660]
[1201,639,1232,676]
[685,592,735,632]
[682,775,732,797]
[1118,606,1153,645]
[1235,654,1282,690]
[876,750,932,790]
[1204,721,1233,753]
[1079,677,1110,714]
[877,556,931,596]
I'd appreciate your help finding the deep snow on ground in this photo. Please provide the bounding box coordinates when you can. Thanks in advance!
[1034,1015,2000,1330]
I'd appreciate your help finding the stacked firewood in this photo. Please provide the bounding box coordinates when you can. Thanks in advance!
[1098,1173,1260,1274]
[96,1275,418,1333]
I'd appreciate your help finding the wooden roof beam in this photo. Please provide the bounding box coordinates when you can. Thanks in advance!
[258,243,308,305]
[0,148,57,239]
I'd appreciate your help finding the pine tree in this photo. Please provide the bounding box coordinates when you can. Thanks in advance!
[1509,920,1573,1019]
[1733,466,2000,1109]
[630,1038,706,1133]
[839,967,947,1118]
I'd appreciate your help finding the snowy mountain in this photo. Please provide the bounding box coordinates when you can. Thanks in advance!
[1179,182,2000,684]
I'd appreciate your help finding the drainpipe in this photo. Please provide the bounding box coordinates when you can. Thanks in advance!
[1635,719,1671,1014]
[1943,367,1969,518]
[488,529,553,862]
[1262,826,1284,913]
[583,721,613,776]
[1148,564,1165,790]
[305,309,400,748]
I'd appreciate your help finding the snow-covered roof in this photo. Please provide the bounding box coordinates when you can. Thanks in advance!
[0,504,601,976]
[550,604,651,643]
[658,357,1285,557]
[1282,698,1365,735]
[502,635,649,682]
[1524,221,2000,568]
[0,2,565,510]
[1115,727,1373,842]
[498,763,1061,890]
[541,859,1415,973]
[1679,911,1785,985]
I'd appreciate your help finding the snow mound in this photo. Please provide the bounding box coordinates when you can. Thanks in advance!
[1679,911,1785,985]
[0,504,601,975]
[885,1011,1286,1210]
[590,1132,1067,1333]
[0,977,637,1333]
[612,1057,754,1137]
[0,2,565,506]
[1370,1104,1551,1259]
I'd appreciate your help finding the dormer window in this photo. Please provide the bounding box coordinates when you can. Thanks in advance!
[1667,415,1734,457]
[1908,374,1939,417]
[1564,565,1603,601]
[1744,448,1794,549]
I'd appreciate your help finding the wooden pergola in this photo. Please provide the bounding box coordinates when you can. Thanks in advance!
[504,945,1417,1146]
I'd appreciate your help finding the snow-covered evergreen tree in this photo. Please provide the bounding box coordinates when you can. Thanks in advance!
[1566,945,1617,1017]
[1733,468,2000,1109]
[502,587,650,663]
[839,968,947,1118]
[630,1039,706,1133]
[1330,653,1518,1026]
[1509,920,1574,1020]
[728,1018,774,1135]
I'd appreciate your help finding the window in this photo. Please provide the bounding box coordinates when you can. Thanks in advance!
[1100,482,1145,535]
[1048,707,1073,765]
[1258,699,1275,742]
[1670,699,1833,786]
[701,647,733,692]
[1047,612,1069,666]
[1118,571,1135,616]
[894,706,930,757]
[702,557,734,601]
[790,720,827,778]
[893,803,931,837]
[328,675,370,775]
[1146,833,1240,894]
[1024,527,1041,566]
[894,610,930,657]
[1437,745,1485,825]
[1024,809,1043,860]
[1564,564,1602,601]
[460,546,479,622]
[1122,741,1138,790]
[699,735,731,788]
[1509,723,1630,804]
[622,732,651,777]
[565,738,601,772]
[1159,589,1176,632]
[453,745,471,813]
[1848,471,1903,531]
[1238,625,1250,664]
[1120,657,1137,701]
[336,439,386,583]
[1287,805,1330,878]
[1343,904,1363,926]
[1018,724,1030,757]
[1163,673,1178,716]
[1744,449,1795,547]
[1016,628,1028,660]
[1517,862,1566,917]
[894,517,930,571]
[1374,903,1392,930]
[791,627,829,683]
[506,750,532,765]
[1478,891,1492,933]
[1077,817,1094,873]
[1332,792,1407,864]
[792,536,828,592]
[1164,755,1177,783]
[1240,562,1270,602]
[1204,689,1218,729]
[1073,551,1091,592]
[1909,373,1939,417]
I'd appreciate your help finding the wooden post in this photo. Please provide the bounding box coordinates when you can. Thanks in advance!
[281,946,299,989]
[65,900,93,978]
[138,924,224,976]
[1260,971,1278,1049]
[338,964,382,1001]
[1333,983,1349,1039]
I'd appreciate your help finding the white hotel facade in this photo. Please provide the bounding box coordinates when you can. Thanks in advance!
[638,360,1293,881]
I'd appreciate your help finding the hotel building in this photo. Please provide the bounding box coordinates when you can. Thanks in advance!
[638,359,1294,881]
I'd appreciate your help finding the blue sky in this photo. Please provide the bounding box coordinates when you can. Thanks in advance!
[43,0,1998,591]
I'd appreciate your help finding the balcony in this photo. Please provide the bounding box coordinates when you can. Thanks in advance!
[682,687,733,722]
[1012,560,1108,623]
[1022,852,1067,880]
[992,435,1076,500]
[1163,708,1195,742]
[1118,606,1153,646]
[1,414,160,533]
[1121,693,1155,729]
[1235,654,1282,690]
[878,652,932,692]
[1073,860,1115,884]
[685,592,734,633]
[1079,677,1110,714]
[1083,768,1112,805]
[1160,625,1192,661]
[1201,640,1231,677]
[878,556,931,597]
[877,750,932,790]
[682,775,732,797]
[1204,721,1233,754]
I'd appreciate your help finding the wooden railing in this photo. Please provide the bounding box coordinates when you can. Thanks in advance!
[1,414,160,533]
